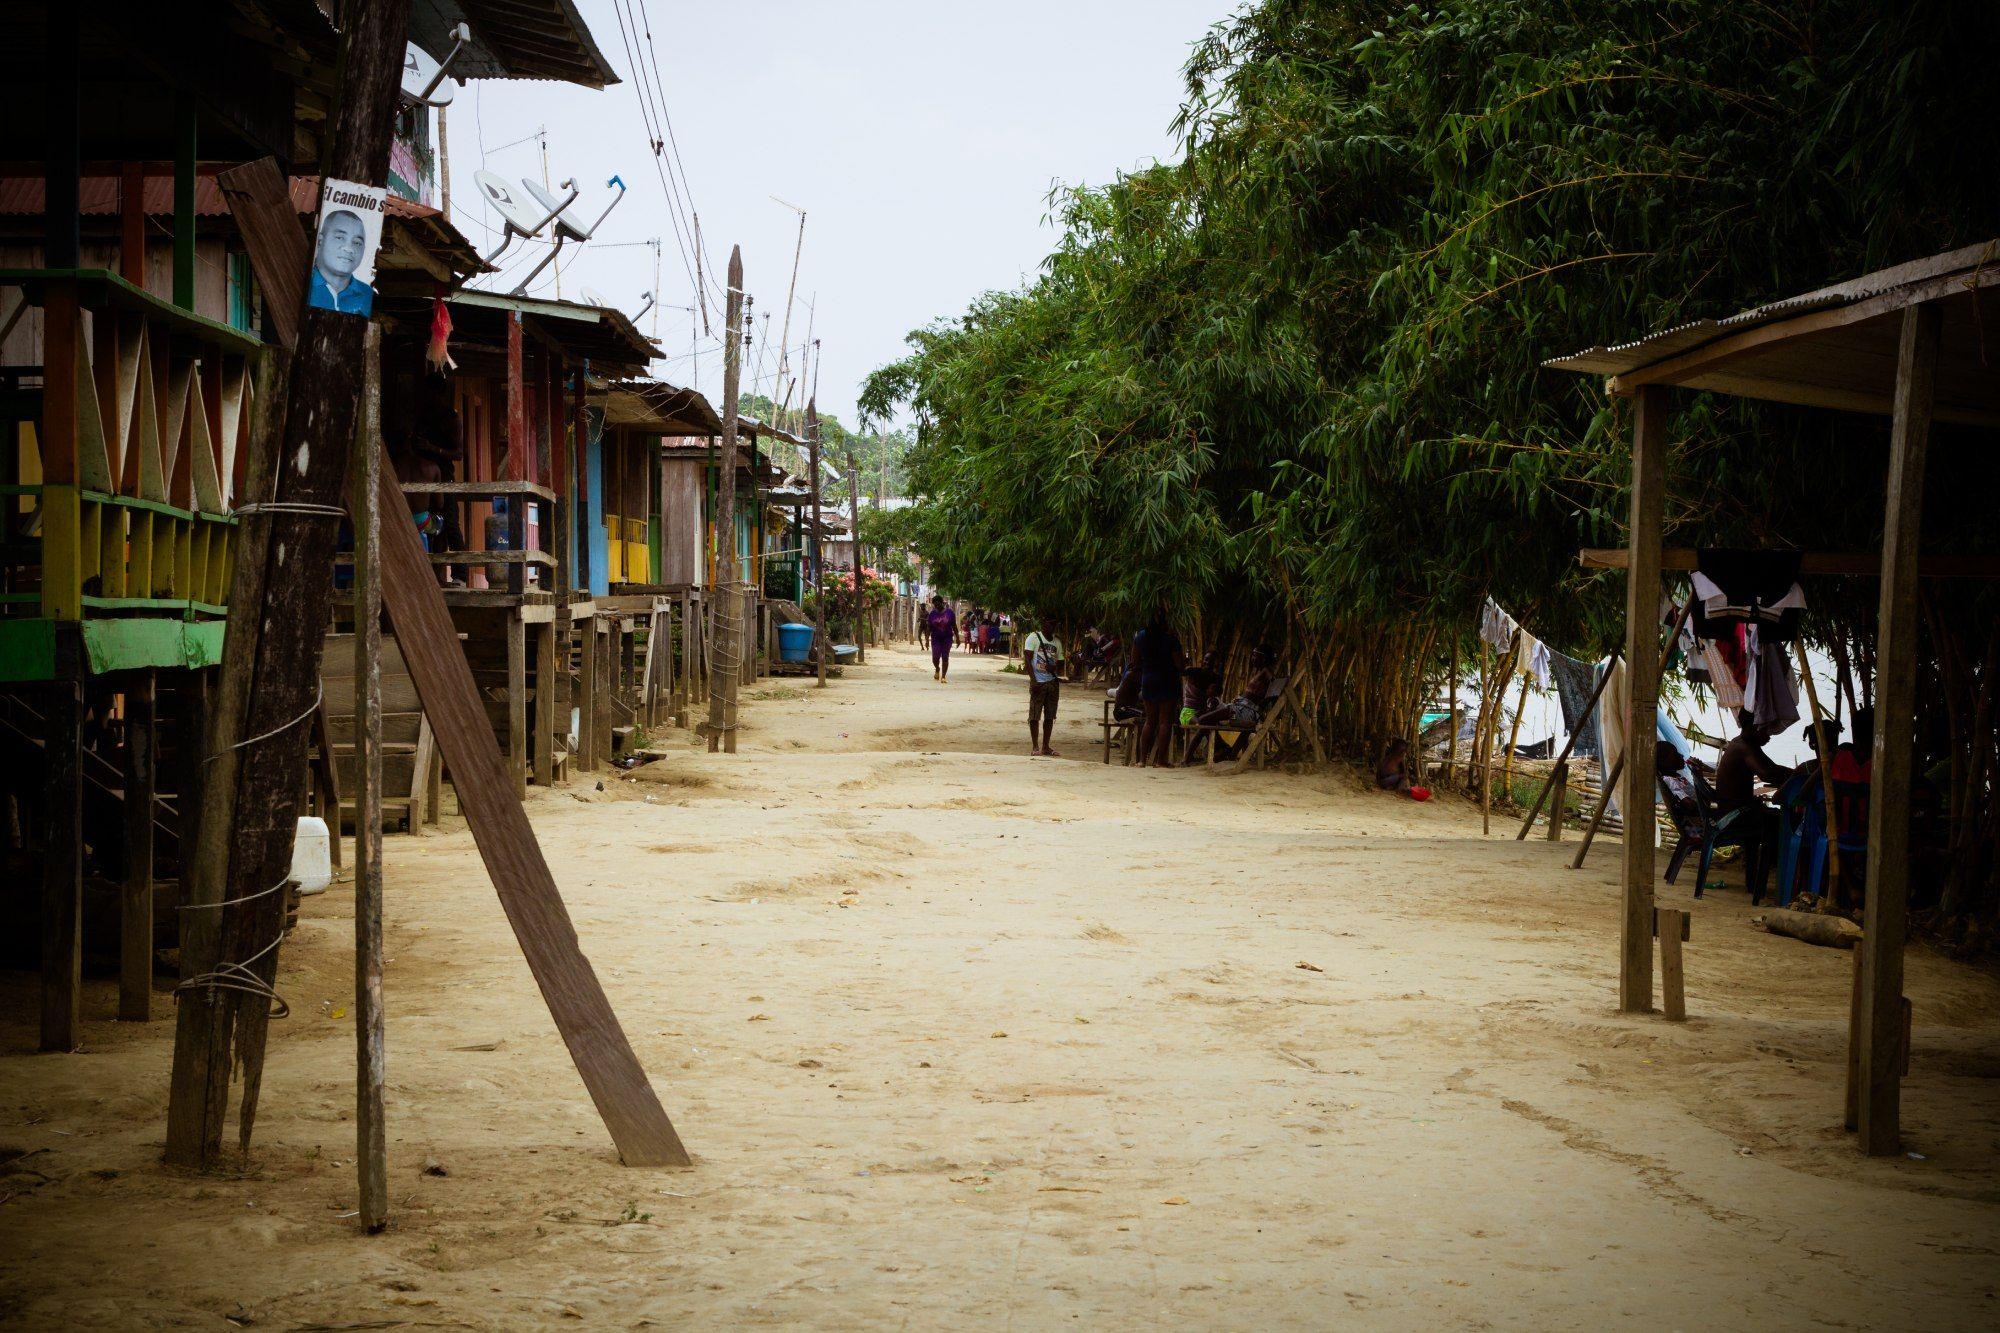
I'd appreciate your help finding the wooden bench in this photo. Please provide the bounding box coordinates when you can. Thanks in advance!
[1098,678,1300,769]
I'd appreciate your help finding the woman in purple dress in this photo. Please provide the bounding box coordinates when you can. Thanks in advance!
[925,595,958,682]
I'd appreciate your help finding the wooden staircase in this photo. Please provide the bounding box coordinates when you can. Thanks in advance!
[319,633,438,832]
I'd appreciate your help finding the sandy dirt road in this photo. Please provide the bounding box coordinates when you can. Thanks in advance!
[3,642,1997,1328]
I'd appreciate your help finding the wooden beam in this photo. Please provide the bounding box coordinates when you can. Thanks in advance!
[507,614,528,795]
[41,630,83,1051]
[1579,548,2000,579]
[1620,385,1668,1014]
[1859,302,1940,1156]
[533,621,555,785]
[371,437,689,1165]
[352,324,388,1232]
[120,671,156,1023]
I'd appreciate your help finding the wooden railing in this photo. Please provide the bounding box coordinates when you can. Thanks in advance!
[1,269,257,630]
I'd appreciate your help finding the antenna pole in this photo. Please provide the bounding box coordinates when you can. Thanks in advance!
[537,127,560,297]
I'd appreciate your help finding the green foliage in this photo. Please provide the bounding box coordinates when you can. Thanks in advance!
[862,0,1999,653]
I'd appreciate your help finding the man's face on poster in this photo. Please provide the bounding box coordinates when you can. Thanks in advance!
[318,211,367,286]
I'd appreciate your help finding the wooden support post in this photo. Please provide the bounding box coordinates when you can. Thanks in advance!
[1656,908,1688,1022]
[600,624,618,760]
[172,95,197,311]
[679,591,694,727]
[1844,943,1864,1132]
[1619,384,1669,1014]
[533,621,555,785]
[1570,752,1624,870]
[166,0,411,1169]
[579,616,598,771]
[370,438,689,1165]
[120,671,156,1022]
[507,614,528,795]
[351,327,388,1232]
[42,630,83,1051]
[1859,302,1939,1156]
[1545,761,1567,842]
[119,163,146,287]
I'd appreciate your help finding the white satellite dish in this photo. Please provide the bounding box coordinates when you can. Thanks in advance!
[579,287,607,307]
[401,45,455,107]
[509,175,630,296]
[475,171,542,234]
[524,177,593,243]
[400,24,470,108]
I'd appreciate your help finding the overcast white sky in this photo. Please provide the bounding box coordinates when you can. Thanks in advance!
[441,0,1233,428]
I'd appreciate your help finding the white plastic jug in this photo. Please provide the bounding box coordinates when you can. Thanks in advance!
[290,815,332,896]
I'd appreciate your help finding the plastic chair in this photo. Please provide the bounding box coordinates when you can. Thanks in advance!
[1665,769,1759,898]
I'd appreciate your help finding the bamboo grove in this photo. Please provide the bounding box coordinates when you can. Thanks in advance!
[859,0,2000,942]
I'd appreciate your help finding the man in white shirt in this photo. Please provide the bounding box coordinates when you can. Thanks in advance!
[1021,623,1065,757]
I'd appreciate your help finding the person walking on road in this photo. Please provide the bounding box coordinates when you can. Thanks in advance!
[925,595,959,682]
[1021,621,1065,756]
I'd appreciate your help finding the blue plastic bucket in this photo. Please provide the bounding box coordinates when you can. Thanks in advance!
[778,622,815,663]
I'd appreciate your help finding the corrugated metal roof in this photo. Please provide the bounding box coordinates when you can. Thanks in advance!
[0,175,443,222]
[1544,240,2000,378]
[410,0,618,88]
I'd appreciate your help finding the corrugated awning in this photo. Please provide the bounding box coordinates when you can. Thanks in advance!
[410,0,619,88]
[1544,240,2000,425]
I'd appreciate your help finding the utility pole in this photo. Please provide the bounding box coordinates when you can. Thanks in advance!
[846,446,865,664]
[437,106,451,215]
[706,246,744,752]
[166,0,413,1169]
[808,399,826,689]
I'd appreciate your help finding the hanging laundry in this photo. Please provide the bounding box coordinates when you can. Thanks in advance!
[1742,627,1801,733]
[1699,634,1747,710]
[1479,598,1517,652]
[1692,548,1807,640]
[1549,650,1602,760]
[1525,637,1551,690]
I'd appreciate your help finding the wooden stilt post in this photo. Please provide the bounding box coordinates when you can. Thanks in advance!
[351,325,388,1232]
[42,631,83,1051]
[1657,908,1688,1022]
[120,671,156,1022]
[579,615,598,771]
[1545,761,1567,842]
[533,621,555,785]
[1619,383,1669,1014]
[507,613,528,794]
[1859,302,1939,1156]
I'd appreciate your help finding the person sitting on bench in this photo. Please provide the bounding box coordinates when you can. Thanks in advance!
[1196,647,1274,729]
[1180,650,1223,727]
[1107,659,1143,722]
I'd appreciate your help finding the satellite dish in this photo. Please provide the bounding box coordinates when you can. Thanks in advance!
[579,287,607,307]
[401,45,455,107]
[400,24,470,108]
[524,177,592,243]
[475,171,542,234]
